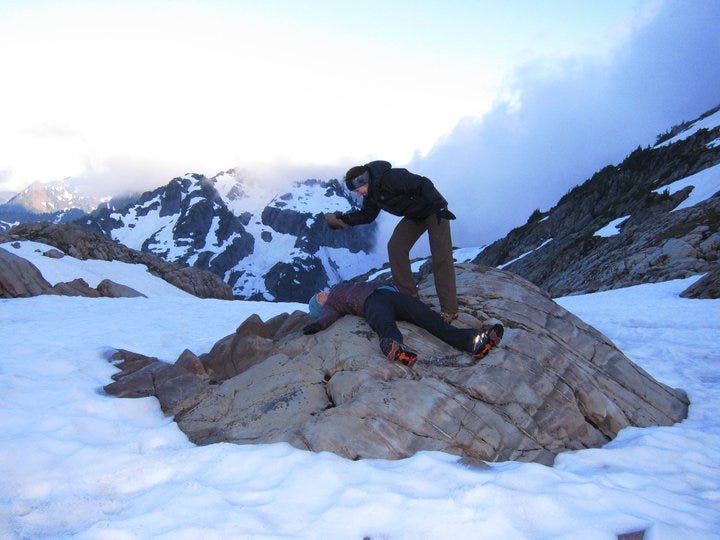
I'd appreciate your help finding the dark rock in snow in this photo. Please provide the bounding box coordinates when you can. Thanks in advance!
[50,278,101,297]
[264,256,329,304]
[42,248,65,259]
[0,247,147,299]
[0,247,55,297]
[96,279,147,298]
[680,266,720,299]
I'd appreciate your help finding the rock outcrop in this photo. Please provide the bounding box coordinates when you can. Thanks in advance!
[0,246,55,297]
[5,222,233,299]
[680,266,720,299]
[475,118,720,297]
[104,264,689,465]
[0,246,146,299]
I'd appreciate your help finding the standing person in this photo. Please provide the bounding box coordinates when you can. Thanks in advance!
[302,281,503,367]
[324,160,460,322]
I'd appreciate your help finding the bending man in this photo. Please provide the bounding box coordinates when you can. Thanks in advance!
[325,160,459,321]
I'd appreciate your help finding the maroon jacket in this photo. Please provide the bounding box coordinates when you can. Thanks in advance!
[315,282,386,330]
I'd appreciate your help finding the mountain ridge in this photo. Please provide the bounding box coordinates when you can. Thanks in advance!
[79,170,383,302]
[470,106,720,297]
[3,103,718,302]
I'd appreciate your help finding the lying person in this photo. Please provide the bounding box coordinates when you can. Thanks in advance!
[302,281,503,367]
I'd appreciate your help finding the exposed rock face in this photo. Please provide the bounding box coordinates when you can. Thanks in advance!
[263,256,330,303]
[49,278,102,297]
[5,222,233,299]
[681,266,720,299]
[104,264,689,464]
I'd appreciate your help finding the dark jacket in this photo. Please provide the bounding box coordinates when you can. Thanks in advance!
[339,160,447,225]
[314,281,385,331]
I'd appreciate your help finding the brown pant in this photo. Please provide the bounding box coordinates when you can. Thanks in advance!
[387,214,458,314]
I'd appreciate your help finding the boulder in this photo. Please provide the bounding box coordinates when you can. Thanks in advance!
[680,266,720,299]
[104,264,689,465]
[50,278,101,297]
[105,350,210,415]
[96,279,147,298]
[42,248,65,259]
[0,247,55,297]
[200,311,308,381]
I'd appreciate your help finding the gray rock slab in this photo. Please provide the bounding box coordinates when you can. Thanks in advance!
[105,264,689,464]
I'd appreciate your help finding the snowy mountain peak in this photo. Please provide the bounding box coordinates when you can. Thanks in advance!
[84,172,383,301]
[5,178,101,213]
[210,169,275,214]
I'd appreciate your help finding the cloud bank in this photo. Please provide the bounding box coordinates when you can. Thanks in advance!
[408,0,720,250]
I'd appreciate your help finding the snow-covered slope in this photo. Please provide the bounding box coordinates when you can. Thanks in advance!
[2,240,194,298]
[1,249,718,538]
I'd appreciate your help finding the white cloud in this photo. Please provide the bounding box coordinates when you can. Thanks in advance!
[0,2,496,194]
[410,0,720,249]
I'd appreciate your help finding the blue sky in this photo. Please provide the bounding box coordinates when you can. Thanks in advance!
[0,0,718,246]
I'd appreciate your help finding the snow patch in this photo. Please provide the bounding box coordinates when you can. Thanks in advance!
[594,215,631,237]
[653,162,720,212]
[498,239,553,269]
[655,109,720,147]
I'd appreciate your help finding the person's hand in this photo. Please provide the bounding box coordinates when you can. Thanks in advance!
[324,212,347,230]
[436,206,456,224]
[303,322,322,335]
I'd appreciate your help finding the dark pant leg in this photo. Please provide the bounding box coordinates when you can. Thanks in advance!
[387,217,425,297]
[425,215,458,314]
[364,290,404,346]
[387,291,476,352]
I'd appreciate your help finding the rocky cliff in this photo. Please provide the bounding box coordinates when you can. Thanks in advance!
[473,106,720,297]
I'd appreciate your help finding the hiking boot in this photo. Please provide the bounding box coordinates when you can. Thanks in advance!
[440,311,458,323]
[472,324,504,360]
[380,339,418,367]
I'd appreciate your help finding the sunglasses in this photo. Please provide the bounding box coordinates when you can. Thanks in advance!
[347,170,370,190]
